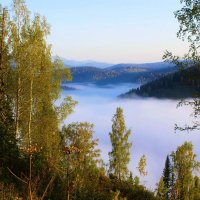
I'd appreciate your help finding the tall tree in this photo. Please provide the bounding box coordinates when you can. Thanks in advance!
[5,0,76,198]
[109,107,132,180]
[163,155,172,200]
[9,0,76,165]
[60,122,102,200]
[9,0,30,140]
[0,4,20,184]
[171,142,200,200]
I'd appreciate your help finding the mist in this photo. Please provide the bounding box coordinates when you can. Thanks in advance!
[61,83,200,190]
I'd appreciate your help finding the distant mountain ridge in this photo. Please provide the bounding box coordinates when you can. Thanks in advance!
[64,64,176,85]
[55,57,177,85]
[53,57,175,69]
[108,62,175,70]
[56,57,114,68]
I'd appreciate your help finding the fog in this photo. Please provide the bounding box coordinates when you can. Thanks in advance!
[61,83,200,190]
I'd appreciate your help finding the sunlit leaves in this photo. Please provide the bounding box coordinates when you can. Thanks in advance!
[109,107,132,180]
[138,155,147,177]
[171,142,200,199]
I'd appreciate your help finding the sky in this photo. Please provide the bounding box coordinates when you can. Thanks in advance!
[1,0,189,63]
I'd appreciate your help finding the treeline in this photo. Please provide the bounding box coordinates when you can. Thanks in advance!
[66,65,175,85]
[122,67,200,99]
[70,66,119,82]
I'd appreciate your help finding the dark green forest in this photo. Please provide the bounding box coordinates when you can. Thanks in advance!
[1,0,200,200]
[121,67,200,99]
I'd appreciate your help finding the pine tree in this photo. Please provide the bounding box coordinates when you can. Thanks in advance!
[109,107,132,180]
[163,155,172,200]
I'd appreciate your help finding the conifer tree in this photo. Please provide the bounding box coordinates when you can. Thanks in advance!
[109,107,132,180]
[163,155,172,200]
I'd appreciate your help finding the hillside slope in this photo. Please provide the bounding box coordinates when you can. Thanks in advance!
[120,67,200,99]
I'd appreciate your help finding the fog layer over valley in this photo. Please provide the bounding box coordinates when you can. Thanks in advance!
[61,83,200,189]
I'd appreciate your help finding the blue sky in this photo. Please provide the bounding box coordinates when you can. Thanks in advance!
[2,0,189,63]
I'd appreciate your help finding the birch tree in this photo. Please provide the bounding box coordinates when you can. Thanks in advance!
[109,107,132,180]
[7,0,76,198]
[171,142,200,200]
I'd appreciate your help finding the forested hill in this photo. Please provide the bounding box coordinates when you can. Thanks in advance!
[120,67,200,99]
[64,62,176,84]
[69,66,147,83]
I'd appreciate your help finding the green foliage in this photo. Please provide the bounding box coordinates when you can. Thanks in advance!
[61,122,101,169]
[157,143,200,200]
[3,0,200,199]
[156,177,168,200]
[56,96,77,123]
[157,156,173,200]
[0,0,77,199]
[133,176,140,186]
[8,0,77,171]
[138,155,147,177]
[163,155,173,200]
[163,0,200,130]
[60,122,102,199]
[171,142,200,200]
[193,176,200,200]
[109,107,132,180]
[0,1,157,199]
[110,178,157,200]
[0,2,22,187]
[0,7,11,123]
[175,0,200,45]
